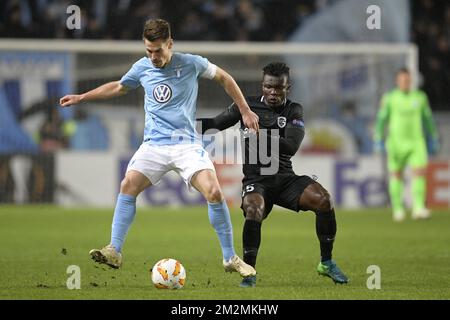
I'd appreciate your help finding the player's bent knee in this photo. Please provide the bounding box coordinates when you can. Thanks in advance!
[317,193,333,213]
[302,183,333,213]
[204,186,223,203]
[120,177,141,196]
[243,204,264,222]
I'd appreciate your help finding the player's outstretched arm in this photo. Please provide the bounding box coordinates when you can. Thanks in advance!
[213,67,259,132]
[60,81,129,107]
[198,104,241,134]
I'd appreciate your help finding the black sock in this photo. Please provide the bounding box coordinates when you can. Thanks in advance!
[242,219,262,268]
[315,208,337,262]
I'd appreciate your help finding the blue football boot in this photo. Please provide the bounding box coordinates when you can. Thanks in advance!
[317,260,348,284]
[239,275,257,288]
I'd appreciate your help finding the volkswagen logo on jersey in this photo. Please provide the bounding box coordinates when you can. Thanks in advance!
[277,117,287,128]
[153,84,172,103]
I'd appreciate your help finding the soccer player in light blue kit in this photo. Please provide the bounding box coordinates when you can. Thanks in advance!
[60,19,259,278]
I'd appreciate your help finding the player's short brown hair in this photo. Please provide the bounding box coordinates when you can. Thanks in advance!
[397,67,410,75]
[142,19,171,42]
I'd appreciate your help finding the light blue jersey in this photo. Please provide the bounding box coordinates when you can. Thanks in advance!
[120,52,215,145]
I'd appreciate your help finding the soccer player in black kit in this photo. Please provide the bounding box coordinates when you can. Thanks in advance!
[199,62,348,287]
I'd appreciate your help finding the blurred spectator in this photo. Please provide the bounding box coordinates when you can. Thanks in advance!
[177,11,208,41]
[331,101,372,154]
[38,107,69,153]
[1,3,30,38]
[260,0,299,41]
[411,0,450,111]
[21,101,109,151]
[235,0,264,41]
[200,0,237,40]
[295,3,314,29]
[15,98,70,153]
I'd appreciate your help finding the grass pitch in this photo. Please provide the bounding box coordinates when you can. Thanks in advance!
[0,205,449,300]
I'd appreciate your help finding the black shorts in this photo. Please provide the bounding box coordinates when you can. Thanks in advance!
[241,174,316,218]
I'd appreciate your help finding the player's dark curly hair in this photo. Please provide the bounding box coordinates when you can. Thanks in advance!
[263,62,290,78]
[143,19,171,42]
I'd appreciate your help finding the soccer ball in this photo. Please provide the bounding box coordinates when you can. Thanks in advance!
[151,258,186,289]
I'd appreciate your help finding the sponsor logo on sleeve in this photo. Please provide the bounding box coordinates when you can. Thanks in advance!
[292,119,305,128]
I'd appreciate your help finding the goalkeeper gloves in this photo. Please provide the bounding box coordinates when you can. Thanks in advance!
[429,137,440,155]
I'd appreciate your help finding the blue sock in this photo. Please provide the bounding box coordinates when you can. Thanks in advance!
[111,193,136,252]
[208,201,236,261]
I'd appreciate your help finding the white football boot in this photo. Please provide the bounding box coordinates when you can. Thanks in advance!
[223,255,256,277]
[89,244,122,269]
[412,208,431,220]
[393,209,406,222]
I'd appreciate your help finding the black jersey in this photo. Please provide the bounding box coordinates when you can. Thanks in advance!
[199,96,305,177]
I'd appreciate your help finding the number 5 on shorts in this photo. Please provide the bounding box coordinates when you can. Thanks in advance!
[242,184,255,197]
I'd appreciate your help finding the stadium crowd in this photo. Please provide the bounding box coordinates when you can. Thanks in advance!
[411,0,450,111]
[0,0,320,41]
[0,0,448,110]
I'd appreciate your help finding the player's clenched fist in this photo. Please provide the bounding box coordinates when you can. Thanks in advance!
[60,94,82,107]
[242,110,259,132]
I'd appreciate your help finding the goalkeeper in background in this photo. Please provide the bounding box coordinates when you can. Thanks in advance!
[374,68,440,222]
